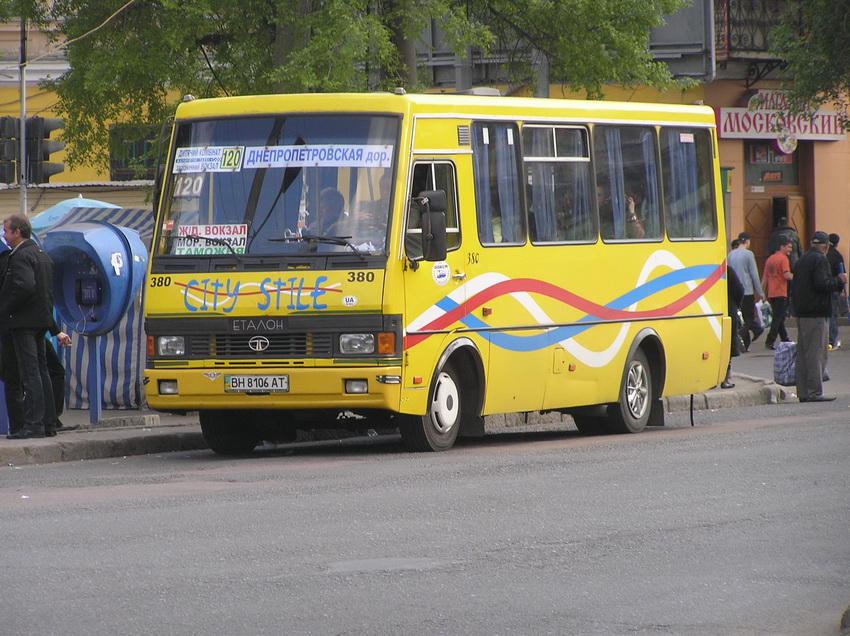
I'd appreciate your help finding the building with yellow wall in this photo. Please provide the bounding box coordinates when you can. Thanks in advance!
[0,19,151,216]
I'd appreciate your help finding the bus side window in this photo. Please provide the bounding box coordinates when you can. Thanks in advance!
[662,128,717,240]
[523,125,594,244]
[472,122,524,245]
[594,125,662,241]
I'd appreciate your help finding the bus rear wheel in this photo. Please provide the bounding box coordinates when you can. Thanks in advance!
[399,362,462,452]
[608,349,652,434]
[200,410,262,455]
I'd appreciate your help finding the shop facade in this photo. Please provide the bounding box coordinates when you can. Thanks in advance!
[706,83,850,272]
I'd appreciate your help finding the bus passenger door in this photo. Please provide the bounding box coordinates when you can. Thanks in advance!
[402,160,470,394]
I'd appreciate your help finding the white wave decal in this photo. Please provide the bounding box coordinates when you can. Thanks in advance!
[407,251,722,367]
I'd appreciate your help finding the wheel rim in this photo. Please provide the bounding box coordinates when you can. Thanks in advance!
[625,360,649,420]
[430,371,460,434]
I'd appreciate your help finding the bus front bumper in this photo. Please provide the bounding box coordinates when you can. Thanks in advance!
[144,366,403,412]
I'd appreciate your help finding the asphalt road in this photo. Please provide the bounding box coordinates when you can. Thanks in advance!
[2,400,848,635]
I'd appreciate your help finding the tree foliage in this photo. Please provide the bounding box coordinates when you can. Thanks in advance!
[478,0,689,98]
[35,0,689,172]
[771,0,850,126]
[0,0,44,21]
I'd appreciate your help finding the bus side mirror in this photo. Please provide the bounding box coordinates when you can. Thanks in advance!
[417,190,447,261]
[421,210,447,261]
[419,189,446,213]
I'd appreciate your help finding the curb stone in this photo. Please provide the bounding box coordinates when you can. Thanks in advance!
[0,373,789,467]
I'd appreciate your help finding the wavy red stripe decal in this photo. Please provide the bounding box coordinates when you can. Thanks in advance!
[404,263,726,349]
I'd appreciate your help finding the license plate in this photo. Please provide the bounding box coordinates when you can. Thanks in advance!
[224,375,289,393]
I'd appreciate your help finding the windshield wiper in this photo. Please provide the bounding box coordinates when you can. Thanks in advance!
[269,234,366,259]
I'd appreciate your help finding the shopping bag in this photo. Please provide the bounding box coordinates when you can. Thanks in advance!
[756,299,772,329]
[773,341,796,386]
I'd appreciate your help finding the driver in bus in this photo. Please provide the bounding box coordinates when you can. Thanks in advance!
[310,188,349,236]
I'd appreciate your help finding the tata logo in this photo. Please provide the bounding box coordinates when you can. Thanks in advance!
[248,336,270,352]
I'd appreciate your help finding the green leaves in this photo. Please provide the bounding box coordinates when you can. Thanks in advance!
[479,0,690,97]
[41,0,693,171]
[771,0,850,127]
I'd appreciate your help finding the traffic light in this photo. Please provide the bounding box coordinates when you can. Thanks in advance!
[0,116,19,183]
[26,116,65,183]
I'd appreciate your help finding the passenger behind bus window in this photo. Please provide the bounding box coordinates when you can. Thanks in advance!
[597,183,617,239]
[350,173,391,251]
[491,214,503,242]
[624,182,647,239]
[355,172,391,229]
[310,188,349,236]
[554,184,573,241]
[599,181,646,240]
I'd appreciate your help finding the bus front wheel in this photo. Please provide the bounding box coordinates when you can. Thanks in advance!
[399,362,462,452]
[200,410,262,455]
[572,415,610,436]
[608,349,652,434]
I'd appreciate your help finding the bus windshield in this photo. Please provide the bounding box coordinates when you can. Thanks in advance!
[157,114,399,257]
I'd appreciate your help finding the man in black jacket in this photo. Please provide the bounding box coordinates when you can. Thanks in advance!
[826,233,845,349]
[0,215,61,438]
[0,244,73,436]
[791,231,847,402]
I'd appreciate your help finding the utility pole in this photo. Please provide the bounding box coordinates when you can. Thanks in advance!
[19,17,27,216]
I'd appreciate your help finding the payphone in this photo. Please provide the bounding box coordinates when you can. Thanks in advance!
[43,222,148,336]
[43,222,148,423]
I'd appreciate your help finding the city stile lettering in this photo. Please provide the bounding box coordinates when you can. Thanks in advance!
[182,276,329,313]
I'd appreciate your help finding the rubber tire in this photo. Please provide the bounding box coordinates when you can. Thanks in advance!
[608,348,652,434]
[573,415,611,436]
[399,362,462,452]
[200,410,262,455]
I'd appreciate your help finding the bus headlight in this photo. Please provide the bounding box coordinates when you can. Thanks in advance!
[345,379,369,394]
[339,333,375,354]
[158,380,178,395]
[156,335,186,356]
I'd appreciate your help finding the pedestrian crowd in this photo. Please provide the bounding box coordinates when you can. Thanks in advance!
[1,214,76,439]
[727,218,847,403]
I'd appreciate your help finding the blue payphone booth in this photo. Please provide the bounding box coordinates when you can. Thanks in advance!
[43,222,148,423]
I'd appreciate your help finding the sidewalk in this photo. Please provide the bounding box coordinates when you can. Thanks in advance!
[0,372,786,466]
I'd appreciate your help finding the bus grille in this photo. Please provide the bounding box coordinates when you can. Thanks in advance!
[189,333,334,358]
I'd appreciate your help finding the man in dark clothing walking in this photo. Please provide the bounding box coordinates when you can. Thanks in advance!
[791,231,847,402]
[721,265,745,389]
[0,243,73,436]
[826,233,845,349]
[767,217,802,271]
[0,214,61,438]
